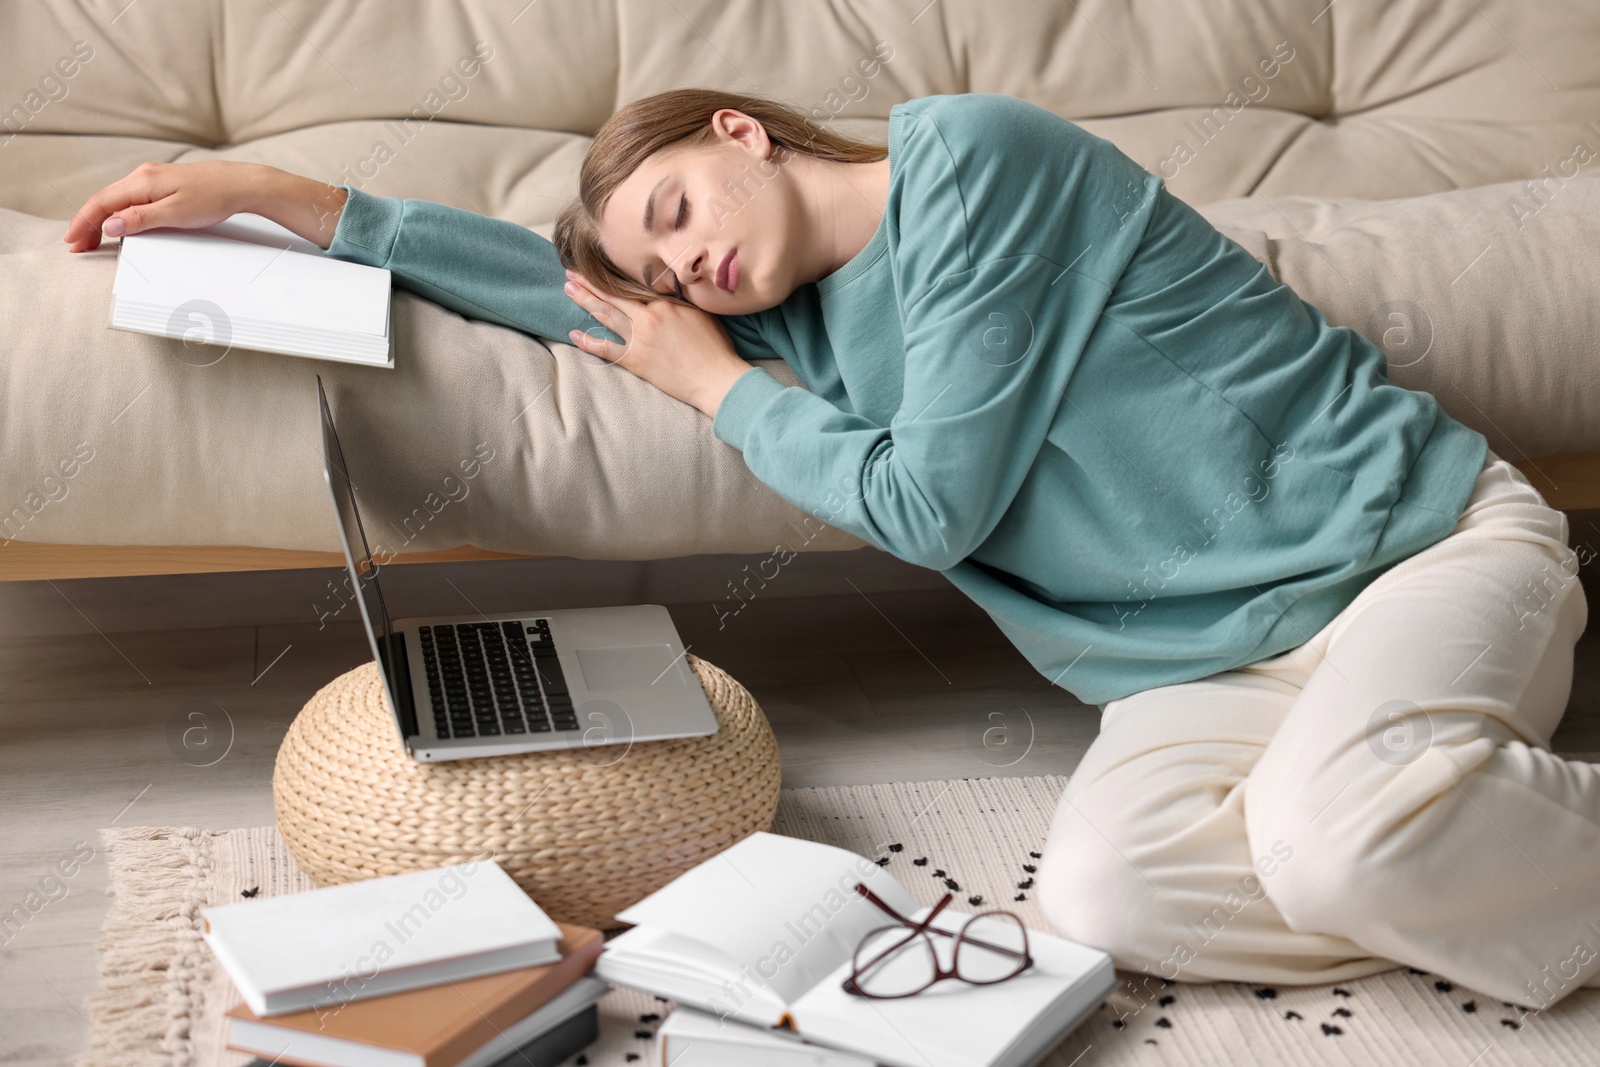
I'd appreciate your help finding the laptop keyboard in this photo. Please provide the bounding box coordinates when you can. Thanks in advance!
[417,619,581,739]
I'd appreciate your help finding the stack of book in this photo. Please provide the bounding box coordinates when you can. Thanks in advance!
[200,860,606,1067]
[596,831,1118,1067]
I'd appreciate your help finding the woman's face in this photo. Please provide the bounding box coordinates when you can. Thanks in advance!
[595,110,800,316]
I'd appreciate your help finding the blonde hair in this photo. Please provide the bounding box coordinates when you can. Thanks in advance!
[553,88,887,305]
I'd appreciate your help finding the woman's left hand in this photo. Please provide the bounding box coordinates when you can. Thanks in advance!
[562,270,753,420]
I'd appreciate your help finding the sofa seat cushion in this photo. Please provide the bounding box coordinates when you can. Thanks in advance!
[6,175,1599,558]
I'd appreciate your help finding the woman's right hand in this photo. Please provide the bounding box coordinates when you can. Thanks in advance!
[62,160,345,253]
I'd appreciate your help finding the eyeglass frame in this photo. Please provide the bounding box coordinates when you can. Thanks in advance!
[840,881,1035,998]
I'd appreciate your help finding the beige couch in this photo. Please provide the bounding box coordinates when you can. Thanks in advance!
[3,0,1599,581]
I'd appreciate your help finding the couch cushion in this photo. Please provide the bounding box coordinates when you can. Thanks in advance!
[3,0,1599,219]
[8,171,1597,559]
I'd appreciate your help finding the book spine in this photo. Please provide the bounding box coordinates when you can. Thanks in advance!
[425,936,603,1067]
[483,1004,598,1067]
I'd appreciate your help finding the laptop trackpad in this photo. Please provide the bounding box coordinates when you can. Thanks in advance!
[575,643,686,690]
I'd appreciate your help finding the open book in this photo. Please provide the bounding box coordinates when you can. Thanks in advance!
[109,212,393,367]
[595,831,1116,1067]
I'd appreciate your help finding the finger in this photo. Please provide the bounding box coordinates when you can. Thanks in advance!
[62,185,123,248]
[563,279,632,343]
[565,269,652,312]
[63,169,164,250]
[64,176,145,248]
[564,326,632,367]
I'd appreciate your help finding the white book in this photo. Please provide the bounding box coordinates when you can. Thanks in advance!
[596,831,1116,1067]
[657,1006,877,1067]
[201,860,563,1017]
[109,212,393,368]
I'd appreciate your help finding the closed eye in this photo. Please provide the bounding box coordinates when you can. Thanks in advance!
[646,193,691,298]
[670,193,688,298]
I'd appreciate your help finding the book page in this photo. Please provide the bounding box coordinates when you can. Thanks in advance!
[612,832,919,1010]
[597,926,791,1028]
[113,213,389,337]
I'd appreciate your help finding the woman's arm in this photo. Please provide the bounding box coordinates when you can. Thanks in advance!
[324,182,624,347]
[64,161,782,363]
[712,253,1115,571]
[64,161,599,339]
[708,95,1164,571]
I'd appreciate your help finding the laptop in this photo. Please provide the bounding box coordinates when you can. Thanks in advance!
[315,374,719,762]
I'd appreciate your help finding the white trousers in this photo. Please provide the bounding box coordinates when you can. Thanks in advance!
[1036,449,1600,1010]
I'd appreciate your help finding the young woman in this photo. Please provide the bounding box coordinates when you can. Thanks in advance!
[64,89,1600,1008]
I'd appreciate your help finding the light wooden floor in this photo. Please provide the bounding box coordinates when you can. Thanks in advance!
[5,545,1600,1066]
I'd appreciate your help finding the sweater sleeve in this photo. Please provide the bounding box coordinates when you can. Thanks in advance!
[713,255,1099,570]
[325,183,778,361]
[711,95,1161,571]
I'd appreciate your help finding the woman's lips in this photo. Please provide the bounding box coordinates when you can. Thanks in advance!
[716,248,739,293]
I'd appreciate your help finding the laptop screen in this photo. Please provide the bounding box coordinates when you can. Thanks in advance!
[315,375,405,730]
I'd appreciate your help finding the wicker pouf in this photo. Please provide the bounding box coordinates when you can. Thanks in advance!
[273,653,780,929]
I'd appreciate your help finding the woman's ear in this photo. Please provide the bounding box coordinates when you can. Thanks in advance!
[711,107,768,157]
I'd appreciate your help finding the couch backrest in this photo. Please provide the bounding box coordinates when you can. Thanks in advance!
[3,0,1597,222]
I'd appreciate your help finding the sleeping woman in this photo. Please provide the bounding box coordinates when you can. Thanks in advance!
[64,89,1600,1009]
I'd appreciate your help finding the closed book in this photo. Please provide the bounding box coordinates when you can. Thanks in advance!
[238,996,602,1067]
[453,979,603,1067]
[224,923,605,1067]
[657,1006,877,1066]
[108,212,394,368]
[202,860,563,1016]
[468,1000,599,1067]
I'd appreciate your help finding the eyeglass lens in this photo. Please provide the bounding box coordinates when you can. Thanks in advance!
[954,911,1030,983]
[852,925,940,998]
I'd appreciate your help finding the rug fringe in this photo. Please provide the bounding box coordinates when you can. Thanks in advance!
[75,827,226,1067]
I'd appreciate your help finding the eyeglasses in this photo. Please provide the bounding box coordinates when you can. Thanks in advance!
[840,882,1034,999]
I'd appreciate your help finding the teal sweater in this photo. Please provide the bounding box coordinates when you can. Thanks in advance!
[325,92,1487,708]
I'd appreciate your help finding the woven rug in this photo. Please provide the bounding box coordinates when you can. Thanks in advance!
[77,774,1600,1067]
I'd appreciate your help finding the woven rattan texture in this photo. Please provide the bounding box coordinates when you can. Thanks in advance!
[272,654,780,928]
